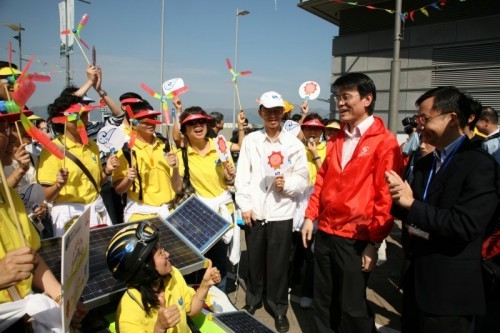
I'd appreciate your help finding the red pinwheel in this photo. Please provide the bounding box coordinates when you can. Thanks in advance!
[51,103,99,145]
[121,98,143,149]
[20,113,64,160]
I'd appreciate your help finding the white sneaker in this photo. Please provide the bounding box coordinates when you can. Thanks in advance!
[300,297,313,309]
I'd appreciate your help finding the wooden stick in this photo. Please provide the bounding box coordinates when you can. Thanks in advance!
[14,121,23,145]
[234,83,242,111]
[0,159,26,246]
[63,122,67,169]
[72,32,91,65]
[3,85,11,101]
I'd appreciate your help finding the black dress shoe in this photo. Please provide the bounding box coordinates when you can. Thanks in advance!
[275,315,289,333]
[242,302,262,315]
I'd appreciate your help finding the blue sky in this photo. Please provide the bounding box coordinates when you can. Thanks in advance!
[1,0,338,123]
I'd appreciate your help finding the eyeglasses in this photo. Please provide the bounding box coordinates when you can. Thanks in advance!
[415,113,447,125]
[333,93,360,103]
[185,119,207,126]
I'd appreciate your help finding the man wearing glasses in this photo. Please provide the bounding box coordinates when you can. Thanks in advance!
[302,73,402,333]
[385,87,497,333]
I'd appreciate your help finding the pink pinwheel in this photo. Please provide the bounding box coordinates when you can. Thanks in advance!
[225,58,252,110]
[4,42,51,85]
[226,58,252,82]
[61,13,89,49]
[61,14,92,64]
[140,83,189,124]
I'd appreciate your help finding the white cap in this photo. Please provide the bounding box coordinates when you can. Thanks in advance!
[259,91,285,108]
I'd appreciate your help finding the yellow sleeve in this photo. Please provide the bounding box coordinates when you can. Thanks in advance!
[111,149,129,184]
[37,144,62,185]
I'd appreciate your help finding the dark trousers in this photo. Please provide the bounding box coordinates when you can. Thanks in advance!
[302,234,315,298]
[402,269,473,333]
[245,219,293,316]
[313,231,376,333]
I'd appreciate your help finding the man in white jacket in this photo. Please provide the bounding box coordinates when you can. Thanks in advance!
[235,91,308,333]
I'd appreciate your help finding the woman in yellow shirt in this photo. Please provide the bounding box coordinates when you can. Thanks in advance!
[112,99,176,222]
[169,107,235,292]
[106,221,221,333]
[38,94,119,236]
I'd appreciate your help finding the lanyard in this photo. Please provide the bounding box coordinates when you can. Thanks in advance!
[422,136,465,202]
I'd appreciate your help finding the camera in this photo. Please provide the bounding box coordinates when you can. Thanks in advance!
[402,115,418,135]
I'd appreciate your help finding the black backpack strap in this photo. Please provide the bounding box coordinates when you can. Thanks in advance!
[56,142,99,193]
[181,147,190,182]
[132,150,143,201]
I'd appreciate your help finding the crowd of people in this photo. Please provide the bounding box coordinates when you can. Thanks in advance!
[0,60,499,333]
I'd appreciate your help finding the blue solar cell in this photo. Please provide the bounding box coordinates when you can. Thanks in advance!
[166,196,232,253]
[212,311,275,333]
[38,218,206,308]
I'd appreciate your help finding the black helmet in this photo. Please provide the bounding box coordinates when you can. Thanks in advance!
[106,222,160,285]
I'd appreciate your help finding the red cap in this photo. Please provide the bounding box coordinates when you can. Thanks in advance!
[121,98,143,105]
[301,119,325,128]
[135,109,162,124]
[0,110,34,123]
[180,113,213,125]
[63,103,99,114]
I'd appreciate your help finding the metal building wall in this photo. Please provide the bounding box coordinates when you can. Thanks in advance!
[330,12,500,132]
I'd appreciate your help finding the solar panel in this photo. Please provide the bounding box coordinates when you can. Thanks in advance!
[210,311,275,333]
[166,196,232,253]
[38,217,206,308]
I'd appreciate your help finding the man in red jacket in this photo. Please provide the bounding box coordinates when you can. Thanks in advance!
[302,72,402,333]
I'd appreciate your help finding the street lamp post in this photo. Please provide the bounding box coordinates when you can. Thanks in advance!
[233,9,250,128]
[3,23,25,70]
[388,0,402,135]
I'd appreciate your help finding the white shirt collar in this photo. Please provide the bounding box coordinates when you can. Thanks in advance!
[344,115,374,139]
[488,128,500,138]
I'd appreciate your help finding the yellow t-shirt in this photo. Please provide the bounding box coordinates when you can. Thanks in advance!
[177,138,234,212]
[0,186,41,303]
[306,141,327,186]
[112,138,175,206]
[37,135,102,204]
[116,267,194,333]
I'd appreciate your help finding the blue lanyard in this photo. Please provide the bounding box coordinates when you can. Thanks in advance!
[422,136,465,202]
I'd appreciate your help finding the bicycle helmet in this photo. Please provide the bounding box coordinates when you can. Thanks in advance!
[106,221,160,285]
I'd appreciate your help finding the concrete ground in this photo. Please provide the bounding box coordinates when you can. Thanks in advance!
[226,221,404,333]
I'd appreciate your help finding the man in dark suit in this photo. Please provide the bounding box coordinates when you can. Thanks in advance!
[385,86,498,333]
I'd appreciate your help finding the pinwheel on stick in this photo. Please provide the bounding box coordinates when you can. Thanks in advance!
[61,14,91,65]
[51,103,100,166]
[226,58,251,111]
[140,81,188,124]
